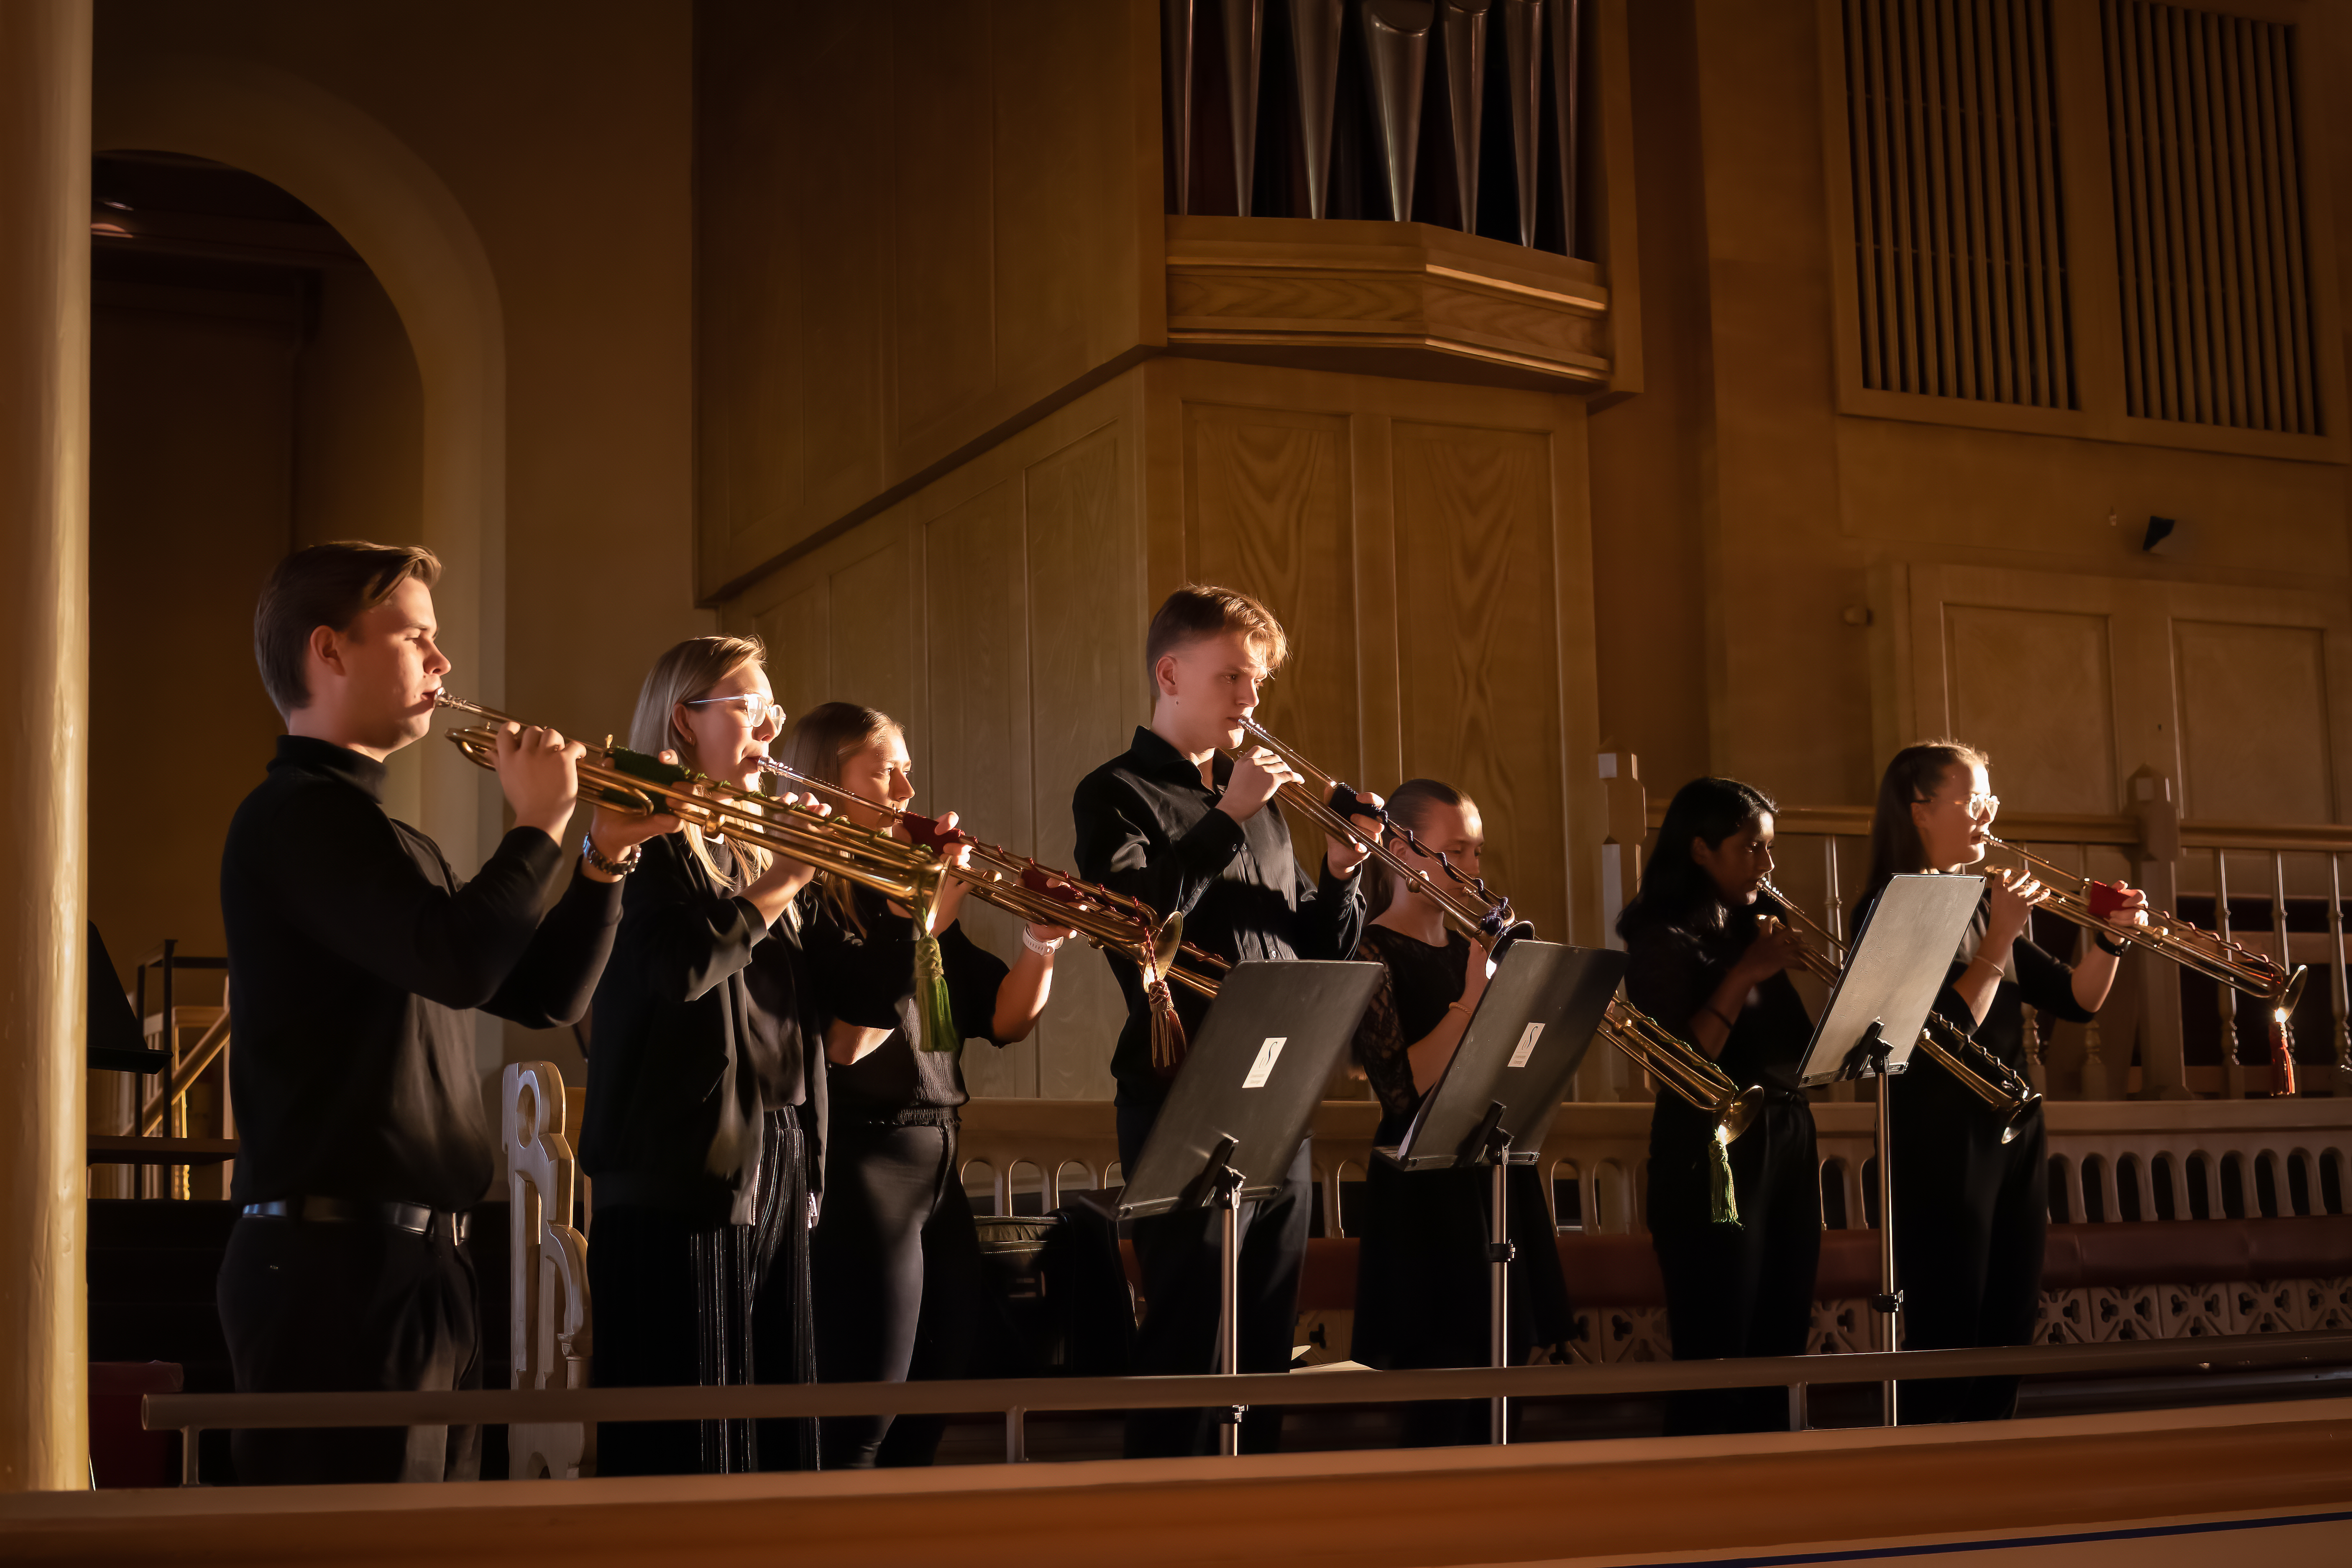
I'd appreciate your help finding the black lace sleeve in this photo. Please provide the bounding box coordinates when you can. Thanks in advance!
[1348,946,1419,1120]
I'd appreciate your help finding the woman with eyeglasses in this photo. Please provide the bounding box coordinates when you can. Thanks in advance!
[1862,741,2145,1424]
[786,702,1077,1470]
[579,635,828,1474]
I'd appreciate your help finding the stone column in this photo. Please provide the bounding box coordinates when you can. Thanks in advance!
[0,0,92,1493]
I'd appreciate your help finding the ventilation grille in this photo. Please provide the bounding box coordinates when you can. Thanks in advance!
[2102,2,2319,434]
[1842,0,2077,408]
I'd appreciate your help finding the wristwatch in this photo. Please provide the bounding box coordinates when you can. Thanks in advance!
[582,830,641,877]
[1022,929,1066,957]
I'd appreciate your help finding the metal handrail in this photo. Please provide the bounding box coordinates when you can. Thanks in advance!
[147,1330,2352,1482]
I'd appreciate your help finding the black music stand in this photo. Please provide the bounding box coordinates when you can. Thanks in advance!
[1795,873,1983,1426]
[1118,959,1383,1457]
[1378,941,1625,1444]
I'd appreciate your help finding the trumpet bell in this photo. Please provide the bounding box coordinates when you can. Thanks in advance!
[2282,964,2310,1015]
[1153,911,1186,975]
[1716,1086,1764,1145]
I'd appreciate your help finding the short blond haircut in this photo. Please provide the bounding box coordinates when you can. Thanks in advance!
[1144,584,1290,691]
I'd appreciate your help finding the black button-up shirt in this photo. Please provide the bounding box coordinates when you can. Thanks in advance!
[1072,726,1367,1104]
[221,735,623,1211]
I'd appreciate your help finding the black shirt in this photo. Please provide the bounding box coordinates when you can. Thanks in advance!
[1621,903,1816,1096]
[1349,926,1470,1123]
[221,734,621,1211]
[1072,726,1367,1103]
[579,833,826,1225]
[802,883,1010,1122]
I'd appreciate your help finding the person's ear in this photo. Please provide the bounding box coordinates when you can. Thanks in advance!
[671,702,696,752]
[1154,651,1181,700]
[1690,835,1710,868]
[307,624,346,684]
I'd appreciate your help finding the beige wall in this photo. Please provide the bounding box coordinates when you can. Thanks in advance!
[694,0,1163,598]
[1590,0,2352,825]
[92,1,710,1079]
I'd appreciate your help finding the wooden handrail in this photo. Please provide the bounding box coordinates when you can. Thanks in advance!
[144,1329,2352,1436]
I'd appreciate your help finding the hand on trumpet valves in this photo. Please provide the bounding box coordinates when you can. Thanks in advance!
[492,721,584,842]
[2092,879,2150,932]
[1217,745,1301,824]
[1985,867,2051,950]
[1741,920,1810,984]
[1323,785,1386,878]
[890,808,974,935]
[581,748,683,881]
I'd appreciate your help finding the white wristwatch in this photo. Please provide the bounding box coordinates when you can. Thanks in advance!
[1022,929,1066,957]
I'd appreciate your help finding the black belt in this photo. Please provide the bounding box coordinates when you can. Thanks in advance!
[242,1195,469,1244]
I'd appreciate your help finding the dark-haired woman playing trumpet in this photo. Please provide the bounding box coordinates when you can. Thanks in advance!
[1347,780,1571,1447]
[1617,778,1820,1435]
[1865,741,2145,1424]
[788,702,1077,1470]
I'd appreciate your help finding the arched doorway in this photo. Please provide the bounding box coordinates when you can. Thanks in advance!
[95,50,507,887]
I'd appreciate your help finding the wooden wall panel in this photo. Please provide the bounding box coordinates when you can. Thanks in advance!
[1183,404,1360,851]
[695,0,1155,596]
[891,0,996,451]
[796,9,891,531]
[2173,620,2334,824]
[1390,421,1571,945]
[1944,605,2121,815]
[695,0,801,560]
[823,540,917,727]
[923,479,1035,1096]
[1025,421,1139,1101]
[756,581,831,730]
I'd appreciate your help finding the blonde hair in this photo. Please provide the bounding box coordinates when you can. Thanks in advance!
[780,701,904,935]
[1145,584,1290,692]
[628,634,774,889]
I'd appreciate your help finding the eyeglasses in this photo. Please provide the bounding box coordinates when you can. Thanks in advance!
[685,695,785,731]
[1919,791,2000,819]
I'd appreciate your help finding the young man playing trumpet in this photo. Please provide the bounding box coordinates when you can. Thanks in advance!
[1072,584,1381,1457]
[217,542,676,1484]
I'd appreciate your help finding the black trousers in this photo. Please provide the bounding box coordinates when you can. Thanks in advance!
[1116,1099,1311,1458]
[1647,1096,1821,1436]
[589,1111,818,1475]
[1352,1111,1573,1448]
[811,1119,987,1469]
[1891,1071,2048,1424]
[216,1211,481,1485]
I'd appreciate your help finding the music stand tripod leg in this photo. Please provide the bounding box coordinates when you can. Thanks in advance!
[1485,1124,1514,1445]
[1844,1021,1903,1428]
[1215,1161,1246,1457]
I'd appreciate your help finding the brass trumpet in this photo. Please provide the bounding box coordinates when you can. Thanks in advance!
[1228,717,1760,1140]
[1599,998,1764,1145]
[743,755,1221,999]
[1984,836,2306,1009]
[434,693,1206,1055]
[434,691,947,906]
[1758,879,2043,1141]
[1230,717,1530,944]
